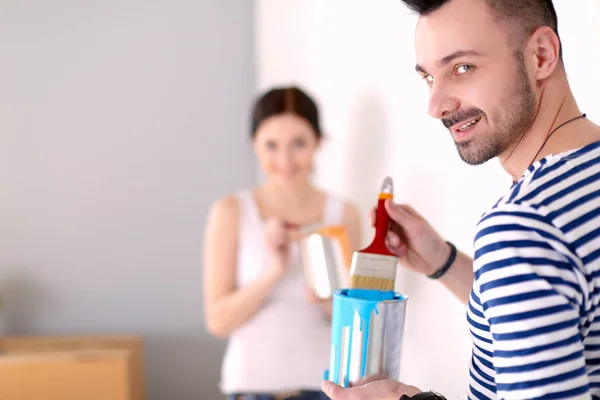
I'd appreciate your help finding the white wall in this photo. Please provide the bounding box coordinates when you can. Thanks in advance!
[0,1,256,399]
[255,1,600,398]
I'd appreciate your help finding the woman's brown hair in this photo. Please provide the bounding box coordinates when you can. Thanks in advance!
[251,86,322,139]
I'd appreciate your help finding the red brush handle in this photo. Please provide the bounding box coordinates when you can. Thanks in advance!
[362,195,395,256]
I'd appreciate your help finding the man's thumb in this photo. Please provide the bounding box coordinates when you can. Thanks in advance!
[385,199,408,223]
[322,380,343,398]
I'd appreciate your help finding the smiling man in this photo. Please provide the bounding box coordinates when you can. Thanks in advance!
[322,0,600,399]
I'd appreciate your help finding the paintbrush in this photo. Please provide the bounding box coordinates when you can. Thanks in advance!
[348,176,398,293]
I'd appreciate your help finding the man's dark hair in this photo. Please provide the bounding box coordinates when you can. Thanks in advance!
[400,0,562,59]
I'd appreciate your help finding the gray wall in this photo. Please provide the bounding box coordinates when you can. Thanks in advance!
[0,1,256,399]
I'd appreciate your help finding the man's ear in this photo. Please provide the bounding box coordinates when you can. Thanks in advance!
[527,26,561,80]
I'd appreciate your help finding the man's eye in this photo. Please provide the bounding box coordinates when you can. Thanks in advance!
[422,75,434,83]
[456,65,473,75]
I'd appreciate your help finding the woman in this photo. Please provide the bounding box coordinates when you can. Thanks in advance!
[203,86,362,400]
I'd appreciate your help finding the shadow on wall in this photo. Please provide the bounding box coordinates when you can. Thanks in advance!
[341,88,394,213]
[393,166,452,294]
[404,167,451,235]
[145,334,226,400]
[341,88,425,293]
[0,270,229,399]
[0,271,57,335]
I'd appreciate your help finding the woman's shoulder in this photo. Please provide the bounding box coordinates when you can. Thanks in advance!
[210,188,254,209]
[319,189,363,250]
[206,190,250,224]
[320,188,356,205]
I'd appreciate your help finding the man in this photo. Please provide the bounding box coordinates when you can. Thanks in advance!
[322,0,600,399]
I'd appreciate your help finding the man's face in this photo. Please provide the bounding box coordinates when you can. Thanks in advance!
[414,0,537,165]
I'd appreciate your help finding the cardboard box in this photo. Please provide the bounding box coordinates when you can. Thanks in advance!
[0,335,145,400]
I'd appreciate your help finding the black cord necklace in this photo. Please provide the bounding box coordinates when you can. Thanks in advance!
[513,112,587,184]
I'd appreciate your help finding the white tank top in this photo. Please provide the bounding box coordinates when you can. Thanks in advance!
[219,189,345,394]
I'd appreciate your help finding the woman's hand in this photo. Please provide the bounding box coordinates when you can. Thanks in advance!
[264,218,293,279]
[305,288,333,318]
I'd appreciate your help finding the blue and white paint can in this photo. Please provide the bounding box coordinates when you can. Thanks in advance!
[324,288,409,388]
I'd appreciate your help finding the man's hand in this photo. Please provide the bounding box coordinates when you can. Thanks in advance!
[322,375,421,400]
[370,200,450,277]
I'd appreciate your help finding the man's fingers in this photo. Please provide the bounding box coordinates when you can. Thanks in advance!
[387,232,401,247]
[350,373,388,387]
[384,200,411,223]
[371,201,409,225]
[322,380,370,400]
[400,203,424,221]
[384,201,411,241]
[370,201,411,246]
[396,243,408,257]
[322,380,348,399]
[385,233,408,257]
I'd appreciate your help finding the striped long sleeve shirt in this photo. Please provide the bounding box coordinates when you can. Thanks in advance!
[467,140,600,399]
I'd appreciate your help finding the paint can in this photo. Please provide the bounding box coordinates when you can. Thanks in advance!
[324,289,409,387]
[298,224,353,299]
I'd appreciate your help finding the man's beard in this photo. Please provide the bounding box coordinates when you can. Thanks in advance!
[443,53,537,166]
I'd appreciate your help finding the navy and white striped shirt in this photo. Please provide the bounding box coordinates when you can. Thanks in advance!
[468,140,600,399]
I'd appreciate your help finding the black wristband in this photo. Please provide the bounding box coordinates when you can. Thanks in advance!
[427,241,457,280]
[400,391,447,400]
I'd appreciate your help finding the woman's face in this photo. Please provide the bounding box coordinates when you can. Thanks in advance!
[253,113,320,186]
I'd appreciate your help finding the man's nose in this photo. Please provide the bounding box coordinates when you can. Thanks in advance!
[428,82,460,120]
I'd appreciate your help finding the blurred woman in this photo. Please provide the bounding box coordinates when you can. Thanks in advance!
[203,86,362,400]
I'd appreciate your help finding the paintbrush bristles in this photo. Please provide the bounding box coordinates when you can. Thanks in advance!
[349,275,395,291]
[348,252,398,291]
